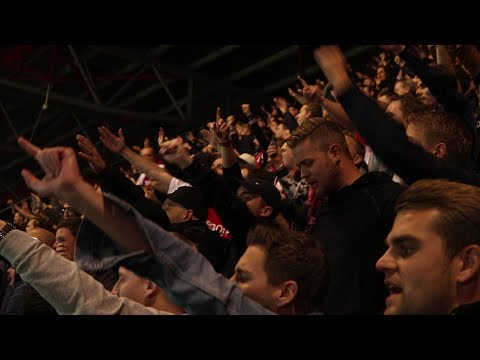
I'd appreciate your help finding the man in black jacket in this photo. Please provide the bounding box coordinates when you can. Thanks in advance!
[288,118,405,314]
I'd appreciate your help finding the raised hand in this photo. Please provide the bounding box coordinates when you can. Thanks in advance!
[200,128,219,150]
[157,127,166,148]
[76,134,107,174]
[313,46,352,95]
[144,137,152,149]
[55,243,73,261]
[288,87,307,105]
[297,76,323,103]
[213,107,230,144]
[98,126,126,154]
[158,137,192,169]
[17,136,83,200]
[273,96,288,114]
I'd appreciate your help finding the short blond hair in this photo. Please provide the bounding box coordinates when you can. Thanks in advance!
[405,112,473,167]
[287,117,349,155]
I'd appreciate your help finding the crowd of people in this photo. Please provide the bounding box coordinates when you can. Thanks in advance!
[1,45,480,315]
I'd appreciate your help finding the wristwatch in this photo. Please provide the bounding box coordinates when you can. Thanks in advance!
[0,222,16,243]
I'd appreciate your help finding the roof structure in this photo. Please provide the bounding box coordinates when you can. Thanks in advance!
[0,44,377,210]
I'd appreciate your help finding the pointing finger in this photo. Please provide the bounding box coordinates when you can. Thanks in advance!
[18,136,41,158]
[298,75,309,87]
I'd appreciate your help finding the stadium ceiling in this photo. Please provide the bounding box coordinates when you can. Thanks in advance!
[0,44,376,207]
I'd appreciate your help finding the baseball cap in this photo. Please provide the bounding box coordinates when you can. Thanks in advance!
[167,186,208,222]
[239,178,282,216]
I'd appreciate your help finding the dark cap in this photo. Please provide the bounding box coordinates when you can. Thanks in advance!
[240,178,282,216]
[167,186,208,222]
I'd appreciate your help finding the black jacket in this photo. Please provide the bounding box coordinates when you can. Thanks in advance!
[310,172,405,314]
[338,87,480,187]
[451,302,480,315]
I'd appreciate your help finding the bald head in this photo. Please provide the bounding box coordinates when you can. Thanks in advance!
[28,228,56,249]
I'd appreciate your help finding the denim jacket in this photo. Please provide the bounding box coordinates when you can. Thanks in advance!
[76,192,274,315]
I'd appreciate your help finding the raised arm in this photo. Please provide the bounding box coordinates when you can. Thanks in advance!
[298,75,354,131]
[0,228,163,315]
[7,200,37,221]
[242,104,270,151]
[17,136,149,252]
[77,134,170,227]
[13,138,271,315]
[98,126,174,194]
[313,46,480,186]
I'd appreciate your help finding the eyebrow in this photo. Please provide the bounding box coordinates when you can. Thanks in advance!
[235,267,252,278]
[387,235,420,248]
[298,158,313,166]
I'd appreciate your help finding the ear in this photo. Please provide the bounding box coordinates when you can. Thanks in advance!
[276,280,298,308]
[183,209,194,222]
[455,245,480,284]
[144,280,160,301]
[259,205,273,218]
[352,154,363,166]
[433,143,447,159]
[328,144,342,163]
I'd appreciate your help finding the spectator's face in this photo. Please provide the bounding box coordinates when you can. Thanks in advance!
[416,83,437,106]
[292,138,336,197]
[295,105,310,126]
[54,227,76,261]
[377,67,387,81]
[239,125,250,136]
[288,106,299,118]
[274,124,289,140]
[376,208,457,315]
[236,186,270,218]
[230,245,280,313]
[111,267,150,305]
[13,212,25,227]
[280,143,296,170]
[394,81,410,96]
[62,204,77,219]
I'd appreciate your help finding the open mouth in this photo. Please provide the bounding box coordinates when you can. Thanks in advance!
[386,285,402,301]
[388,285,402,295]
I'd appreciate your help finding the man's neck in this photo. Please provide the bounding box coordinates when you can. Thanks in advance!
[336,164,362,192]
